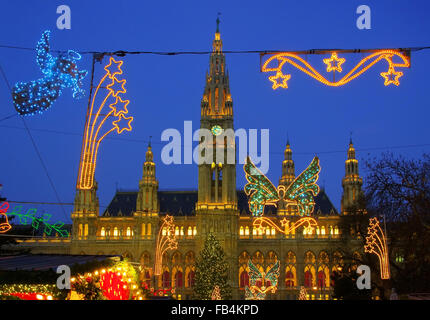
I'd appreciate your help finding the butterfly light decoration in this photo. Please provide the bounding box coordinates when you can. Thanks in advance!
[244,156,321,217]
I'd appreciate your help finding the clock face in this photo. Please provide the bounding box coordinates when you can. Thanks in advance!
[211,125,223,136]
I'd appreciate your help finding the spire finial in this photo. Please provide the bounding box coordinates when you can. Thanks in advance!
[349,131,353,145]
[216,12,221,33]
[286,132,290,146]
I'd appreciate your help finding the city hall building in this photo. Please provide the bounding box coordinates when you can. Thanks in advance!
[18,26,365,300]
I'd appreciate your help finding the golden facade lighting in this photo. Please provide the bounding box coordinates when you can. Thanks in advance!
[154,215,178,276]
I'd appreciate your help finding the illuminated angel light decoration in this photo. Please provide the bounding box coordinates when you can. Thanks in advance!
[12,30,87,116]
[0,201,12,234]
[245,259,280,300]
[364,217,390,280]
[262,50,410,89]
[244,156,320,217]
[154,215,178,276]
[253,216,317,236]
[77,56,133,190]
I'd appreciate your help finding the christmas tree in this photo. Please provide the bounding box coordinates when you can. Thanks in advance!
[193,233,231,299]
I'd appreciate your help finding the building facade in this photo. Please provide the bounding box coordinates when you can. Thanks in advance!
[19,25,366,300]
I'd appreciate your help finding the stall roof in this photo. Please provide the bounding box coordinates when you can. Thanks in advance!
[0,254,120,271]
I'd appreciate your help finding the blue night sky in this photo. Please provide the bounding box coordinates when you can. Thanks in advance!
[0,0,429,223]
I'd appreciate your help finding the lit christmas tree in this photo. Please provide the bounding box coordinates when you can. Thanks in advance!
[193,233,231,299]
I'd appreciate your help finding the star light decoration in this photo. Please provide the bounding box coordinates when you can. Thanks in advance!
[77,57,133,190]
[364,217,390,280]
[13,30,87,116]
[262,50,409,89]
[323,52,345,73]
[154,215,178,276]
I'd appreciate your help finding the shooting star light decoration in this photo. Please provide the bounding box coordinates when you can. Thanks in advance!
[77,56,133,190]
[154,215,178,276]
[13,30,87,116]
[364,217,390,280]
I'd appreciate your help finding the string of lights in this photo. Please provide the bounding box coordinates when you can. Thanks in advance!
[1,44,430,56]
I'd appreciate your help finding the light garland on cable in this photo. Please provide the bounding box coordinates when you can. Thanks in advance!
[244,156,320,216]
[262,50,410,89]
[364,217,390,280]
[6,205,69,237]
[77,56,133,190]
[0,284,57,300]
[245,259,280,300]
[154,215,178,276]
[12,30,87,116]
[253,216,318,236]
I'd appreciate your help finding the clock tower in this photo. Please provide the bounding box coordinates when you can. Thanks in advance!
[195,18,238,296]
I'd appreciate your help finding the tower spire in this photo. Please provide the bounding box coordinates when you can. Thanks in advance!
[279,138,295,186]
[341,137,363,214]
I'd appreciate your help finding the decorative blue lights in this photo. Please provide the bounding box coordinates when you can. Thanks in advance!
[12,30,87,116]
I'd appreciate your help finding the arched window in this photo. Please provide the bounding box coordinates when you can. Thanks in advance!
[78,224,82,238]
[317,270,326,288]
[239,226,244,236]
[239,270,249,288]
[175,270,183,288]
[113,227,118,238]
[126,227,132,237]
[141,223,146,237]
[162,227,167,236]
[162,270,170,288]
[271,227,275,236]
[175,226,179,236]
[304,268,313,288]
[334,226,339,235]
[245,226,250,236]
[316,227,320,235]
[187,270,195,287]
[100,227,105,237]
[84,224,88,237]
[193,226,197,236]
[265,228,270,236]
[252,228,257,236]
[187,226,192,236]
[147,223,151,235]
[180,226,184,236]
[321,226,326,235]
[285,267,296,288]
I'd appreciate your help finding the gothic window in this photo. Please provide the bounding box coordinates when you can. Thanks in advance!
[84,224,88,237]
[180,226,184,236]
[172,252,182,265]
[239,269,249,288]
[252,251,264,266]
[100,227,105,238]
[141,223,146,237]
[162,227,167,236]
[193,226,197,236]
[126,227,132,237]
[285,266,296,288]
[271,227,276,236]
[239,226,244,236]
[187,270,195,287]
[185,251,195,265]
[187,226,192,236]
[174,269,183,288]
[162,270,170,288]
[334,226,339,235]
[113,227,119,238]
[238,251,250,265]
[304,266,315,288]
[321,226,326,235]
[245,226,250,236]
[175,226,180,236]
[317,265,330,288]
[147,223,151,235]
